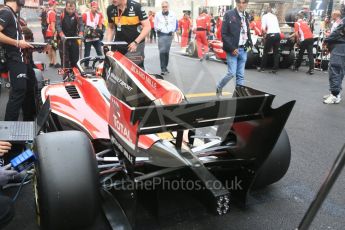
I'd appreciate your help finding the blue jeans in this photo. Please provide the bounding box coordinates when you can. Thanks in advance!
[84,40,102,67]
[217,48,247,89]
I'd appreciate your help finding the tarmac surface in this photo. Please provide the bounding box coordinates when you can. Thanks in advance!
[1,17,345,230]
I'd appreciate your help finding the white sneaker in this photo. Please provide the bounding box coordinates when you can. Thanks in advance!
[323,93,331,99]
[323,94,341,104]
[323,93,342,100]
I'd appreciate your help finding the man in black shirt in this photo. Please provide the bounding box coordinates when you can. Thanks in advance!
[0,0,34,121]
[106,0,150,68]
[56,0,84,68]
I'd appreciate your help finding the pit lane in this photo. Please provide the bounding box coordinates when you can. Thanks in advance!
[1,20,345,230]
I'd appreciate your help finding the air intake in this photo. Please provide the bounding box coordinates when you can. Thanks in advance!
[65,85,81,99]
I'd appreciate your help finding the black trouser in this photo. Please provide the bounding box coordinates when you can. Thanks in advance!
[150,28,156,42]
[261,33,281,70]
[295,38,314,71]
[158,33,173,71]
[5,60,36,121]
[59,39,79,68]
[114,42,146,69]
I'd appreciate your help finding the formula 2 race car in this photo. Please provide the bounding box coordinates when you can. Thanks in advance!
[186,32,295,69]
[33,41,295,229]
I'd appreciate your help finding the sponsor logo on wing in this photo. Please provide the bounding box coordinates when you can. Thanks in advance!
[110,74,133,92]
[16,73,27,79]
[110,135,135,163]
[114,100,121,118]
[113,114,132,143]
[130,65,157,89]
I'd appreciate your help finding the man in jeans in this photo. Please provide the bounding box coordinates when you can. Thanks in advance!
[323,9,345,104]
[216,0,252,96]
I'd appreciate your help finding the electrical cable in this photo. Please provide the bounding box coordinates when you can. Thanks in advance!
[11,173,30,202]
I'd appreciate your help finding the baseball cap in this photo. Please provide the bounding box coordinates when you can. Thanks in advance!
[48,0,57,5]
[90,1,98,7]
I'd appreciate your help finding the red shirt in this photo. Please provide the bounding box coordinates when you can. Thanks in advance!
[216,18,223,41]
[250,20,262,36]
[179,18,191,32]
[196,13,210,31]
[149,15,154,29]
[82,11,103,28]
[46,9,56,37]
[294,19,313,41]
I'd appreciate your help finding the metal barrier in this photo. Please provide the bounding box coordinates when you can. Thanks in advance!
[61,36,83,70]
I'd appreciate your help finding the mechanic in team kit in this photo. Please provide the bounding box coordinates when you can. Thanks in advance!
[45,0,60,68]
[82,1,104,68]
[292,13,314,75]
[258,6,281,73]
[106,0,151,69]
[195,9,210,61]
[0,0,35,121]
[56,0,84,68]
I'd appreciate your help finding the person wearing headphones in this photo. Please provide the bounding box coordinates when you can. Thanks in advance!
[106,0,150,69]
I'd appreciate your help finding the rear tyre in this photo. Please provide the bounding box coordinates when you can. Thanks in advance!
[252,129,291,189]
[34,131,100,230]
[279,51,295,69]
[186,40,198,57]
[245,50,259,69]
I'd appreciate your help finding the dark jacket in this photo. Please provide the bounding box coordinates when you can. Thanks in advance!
[222,8,252,53]
[56,10,84,38]
[324,17,345,45]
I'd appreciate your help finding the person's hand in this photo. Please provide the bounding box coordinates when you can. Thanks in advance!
[128,41,138,52]
[0,165,18,186]
[0,141,11,156]
[18,40,33,49]
[232,49,239,56]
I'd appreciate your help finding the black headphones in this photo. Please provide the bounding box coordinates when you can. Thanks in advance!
[17,0,25,7]
[5,0,25,6]
[162,11,169,16]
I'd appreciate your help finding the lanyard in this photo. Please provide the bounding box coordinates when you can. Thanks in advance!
[5,6,20,41]
[117,8,124,27]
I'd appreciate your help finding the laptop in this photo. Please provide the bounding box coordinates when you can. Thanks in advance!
[0,98,51,143]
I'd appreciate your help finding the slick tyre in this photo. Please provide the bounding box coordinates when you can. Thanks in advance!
[245,50,259,69]
[34,131,100,230]
[252,129,291,189]
[279,51,295,69]
[186,40,198,57]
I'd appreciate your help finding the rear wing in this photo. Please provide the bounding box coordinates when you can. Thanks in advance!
[108,86,281,154]
[131,94,272,135]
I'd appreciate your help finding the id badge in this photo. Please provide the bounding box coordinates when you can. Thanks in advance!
[117,24,122,32]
